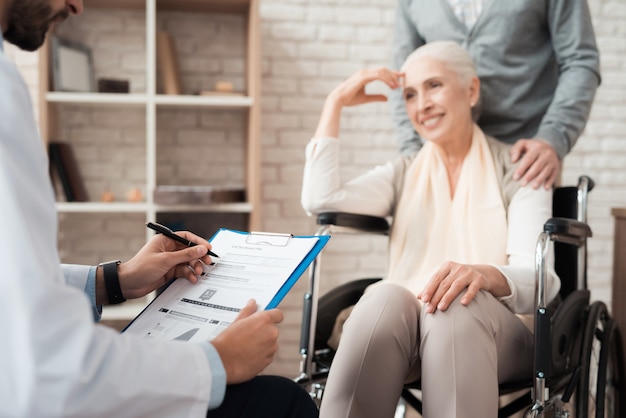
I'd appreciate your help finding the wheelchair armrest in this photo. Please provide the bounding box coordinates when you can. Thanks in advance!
[544,217,592,246]
[317,212,390,234]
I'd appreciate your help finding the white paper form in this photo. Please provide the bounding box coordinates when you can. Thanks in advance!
[123,229,321,343]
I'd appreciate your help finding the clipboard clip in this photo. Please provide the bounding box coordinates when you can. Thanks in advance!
[246,231,293,247]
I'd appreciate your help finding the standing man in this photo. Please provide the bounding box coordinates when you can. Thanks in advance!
[0,1,318,417]
[390,0,600,189]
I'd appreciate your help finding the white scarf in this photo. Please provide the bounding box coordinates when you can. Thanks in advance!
[387,125,508,294]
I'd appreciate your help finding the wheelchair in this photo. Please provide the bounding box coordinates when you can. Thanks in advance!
[295,176,625,417]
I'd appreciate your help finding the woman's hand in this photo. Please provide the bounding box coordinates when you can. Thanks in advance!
[418,261,511,313]
[116,231,214,300]
[314,67,404,138]
[328,67,403,108]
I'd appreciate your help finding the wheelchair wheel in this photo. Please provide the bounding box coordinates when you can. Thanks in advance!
[576,301,624,418]
[595,319,624,417]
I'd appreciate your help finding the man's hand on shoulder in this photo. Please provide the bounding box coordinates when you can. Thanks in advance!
[510,138,561,190]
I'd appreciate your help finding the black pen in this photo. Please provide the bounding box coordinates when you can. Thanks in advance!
[146,222,219,258]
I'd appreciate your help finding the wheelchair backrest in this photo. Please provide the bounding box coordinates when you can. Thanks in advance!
[552,183,589,299]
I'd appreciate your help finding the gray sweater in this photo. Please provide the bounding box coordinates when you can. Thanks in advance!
[391,0,601,159]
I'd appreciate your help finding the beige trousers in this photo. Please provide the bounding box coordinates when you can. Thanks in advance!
[319,282,534,418]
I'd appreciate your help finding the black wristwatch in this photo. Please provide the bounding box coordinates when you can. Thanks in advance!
[99,260,125,304]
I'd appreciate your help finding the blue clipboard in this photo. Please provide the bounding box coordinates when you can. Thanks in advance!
[123,229,330,334]
[209,228,330,309]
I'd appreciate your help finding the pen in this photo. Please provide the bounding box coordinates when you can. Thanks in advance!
[146,222,219,258]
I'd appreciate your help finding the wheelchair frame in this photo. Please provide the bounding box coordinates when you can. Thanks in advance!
[295,176,625,417]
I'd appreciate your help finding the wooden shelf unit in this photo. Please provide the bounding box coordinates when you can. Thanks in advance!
[39,0,262,320]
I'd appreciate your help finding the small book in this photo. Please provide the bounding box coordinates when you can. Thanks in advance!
[48,142,74,201]
[48,142,89,202]
[123,229,330,342]
[156,31,182,95]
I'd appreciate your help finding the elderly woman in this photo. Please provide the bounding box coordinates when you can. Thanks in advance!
[301,41,560,418]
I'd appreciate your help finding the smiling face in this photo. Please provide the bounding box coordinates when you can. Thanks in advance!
[402,56,479,149]
[3,0,83,51]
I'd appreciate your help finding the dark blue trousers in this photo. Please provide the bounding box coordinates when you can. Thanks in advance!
[207,375,318,418]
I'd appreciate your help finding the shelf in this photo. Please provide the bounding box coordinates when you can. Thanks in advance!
[154,94,253,109]
[41,0,262,322]
[46,92,148,106]
[155,202,253,213]
[45,93,253,108]
[84,0,145,11]
[56,202,149,213]
[157,0,251,14]
[82,0,250,15]
[55,202,253,214]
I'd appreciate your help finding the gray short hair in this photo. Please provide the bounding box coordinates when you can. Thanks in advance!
[401,41,477,86]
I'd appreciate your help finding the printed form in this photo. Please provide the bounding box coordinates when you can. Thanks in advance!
[124,229,326,342]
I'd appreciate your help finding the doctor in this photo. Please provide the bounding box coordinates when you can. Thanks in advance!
[0,1,318,417]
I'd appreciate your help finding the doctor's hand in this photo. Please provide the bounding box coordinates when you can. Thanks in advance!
[113,231,214,301]
[418,261,511,314]
[510,138,560,190]
[211,299,284,384]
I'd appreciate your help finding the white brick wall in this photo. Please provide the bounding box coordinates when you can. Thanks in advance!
[5,0,626,380]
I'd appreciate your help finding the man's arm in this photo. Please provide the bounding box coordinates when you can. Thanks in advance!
[536,0,600,159]
[390,0,425,156]
[510,0,599,189]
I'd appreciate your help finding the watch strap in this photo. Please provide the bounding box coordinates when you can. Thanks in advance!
[101,260,125,304]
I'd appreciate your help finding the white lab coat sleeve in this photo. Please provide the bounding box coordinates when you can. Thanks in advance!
[0,43,219,417]
[61,264,92,291]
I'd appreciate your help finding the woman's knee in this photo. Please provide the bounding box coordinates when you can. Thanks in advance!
[420,290,495,342]
[352,283,419,319]
[344,282,420,340]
